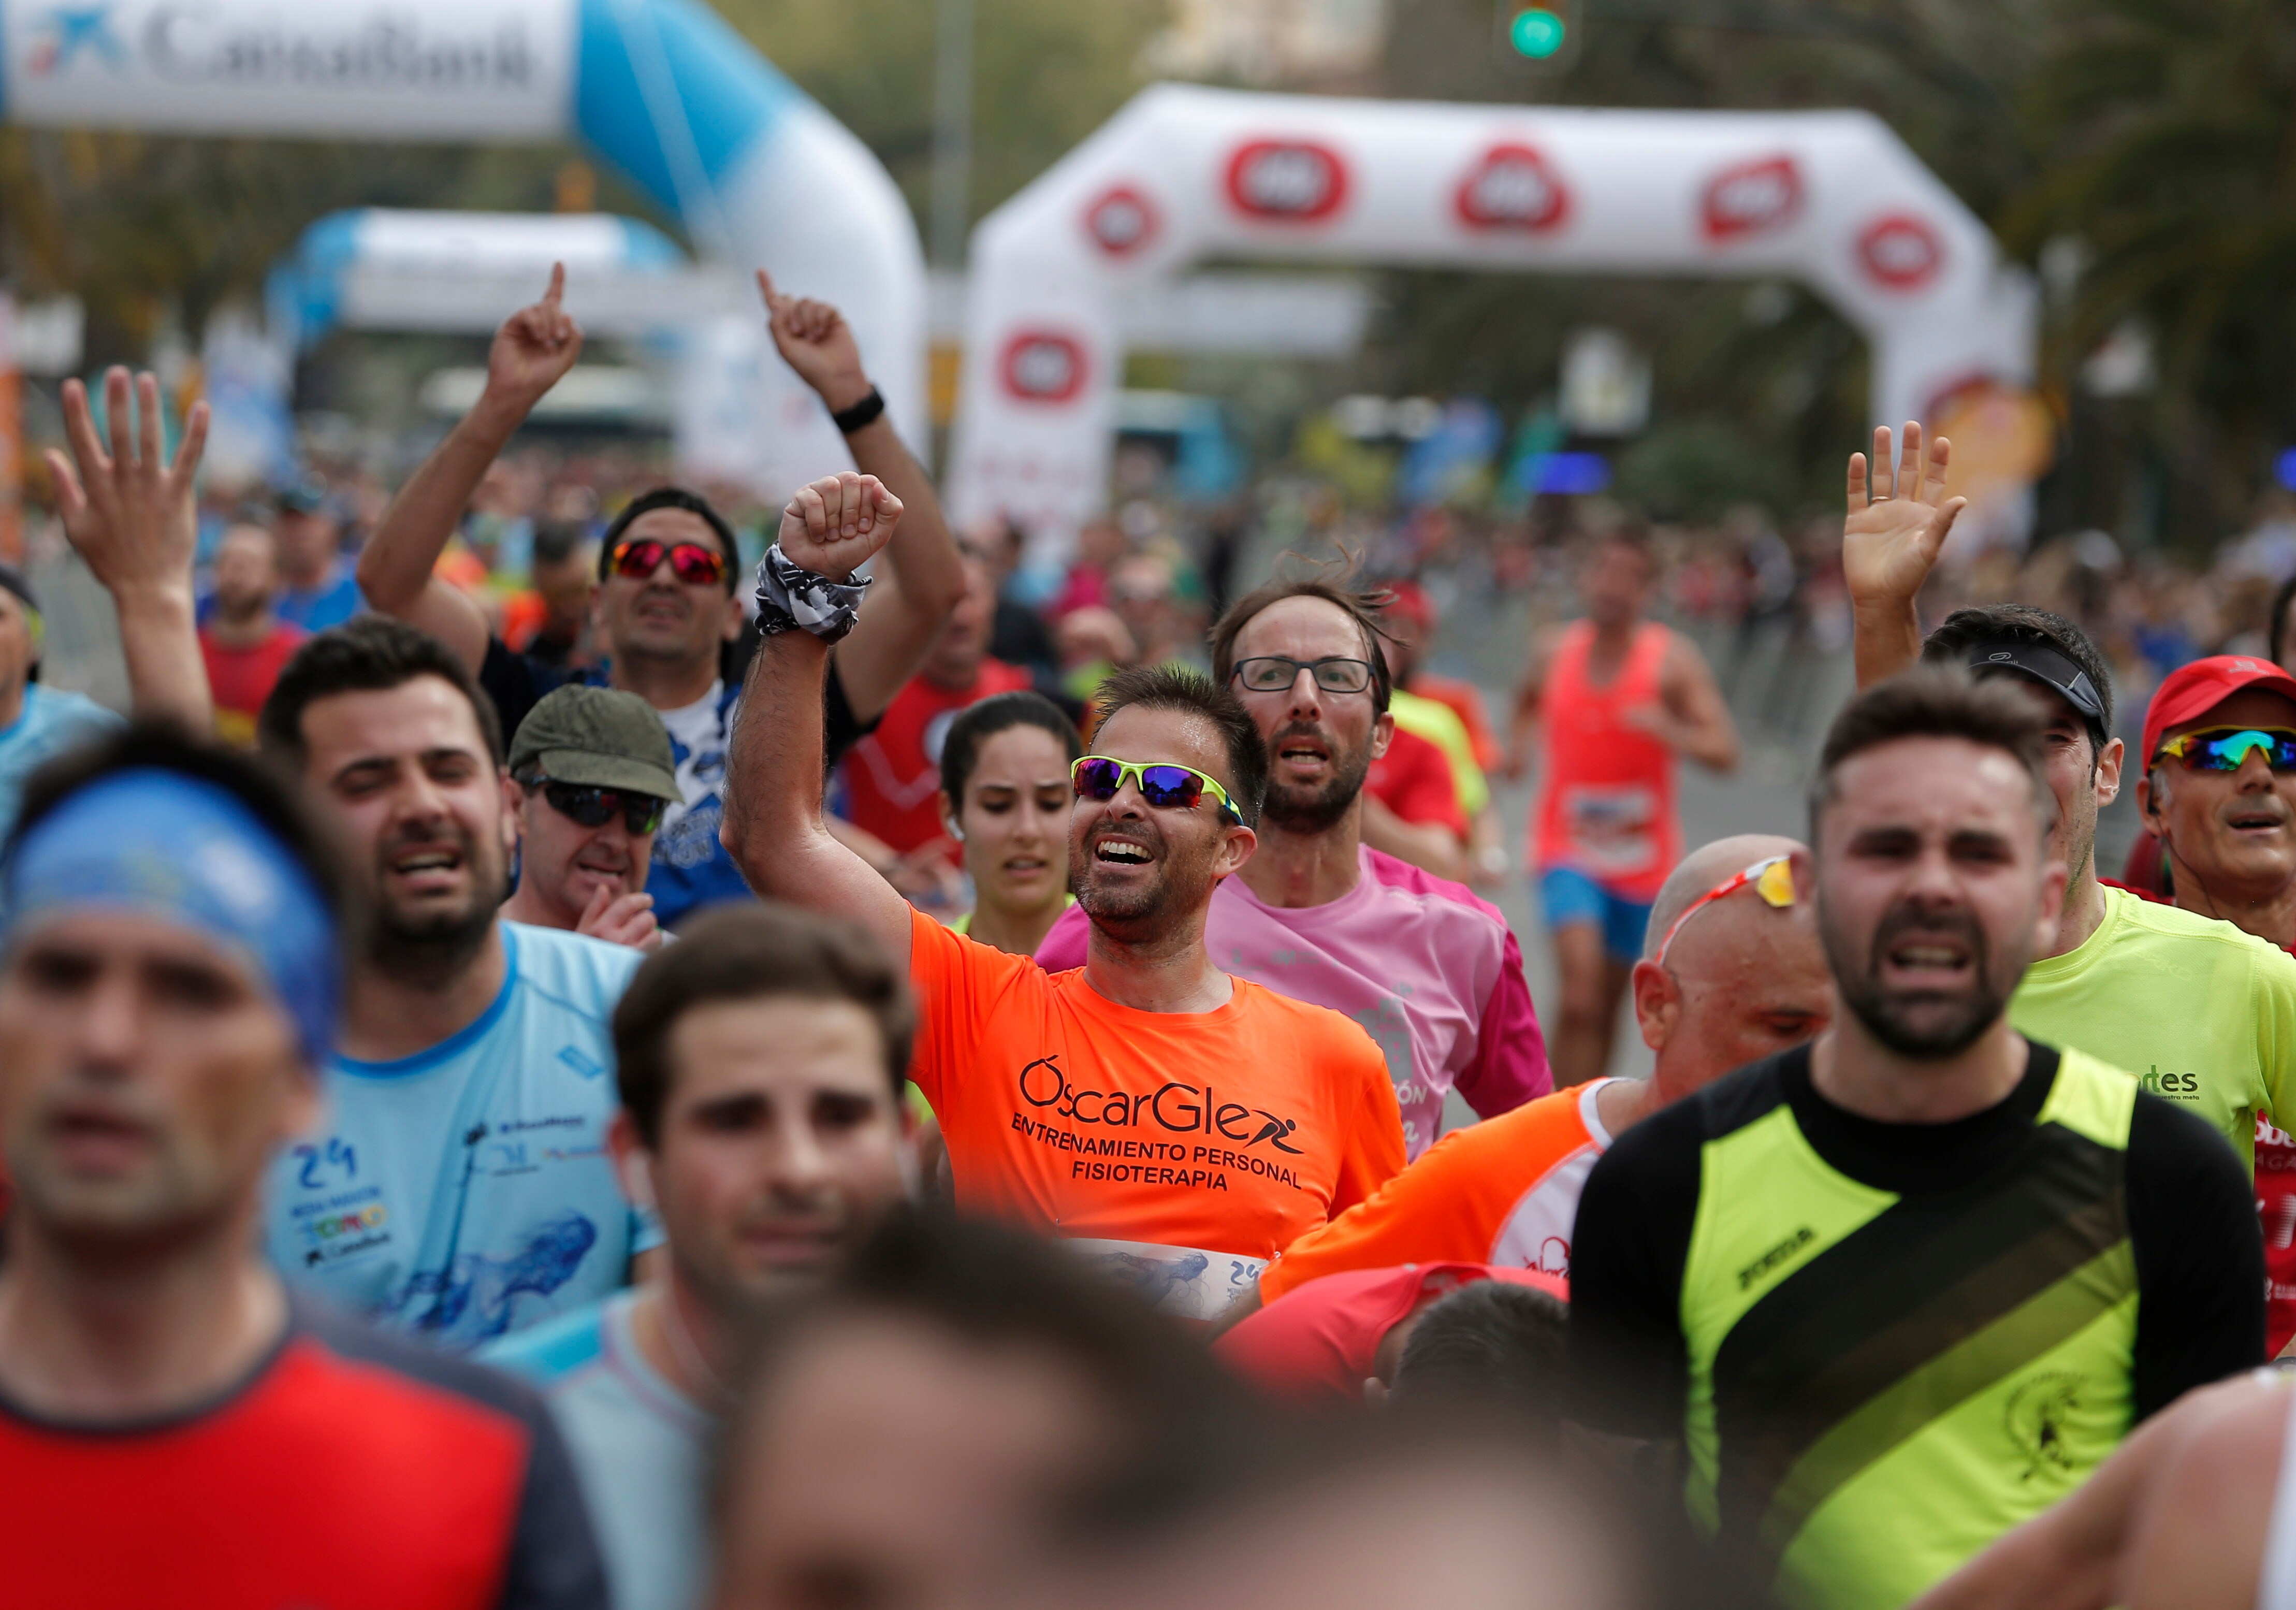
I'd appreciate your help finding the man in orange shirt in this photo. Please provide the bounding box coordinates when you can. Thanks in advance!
[1241,831,1829,1312]
[724,474,1405,1321]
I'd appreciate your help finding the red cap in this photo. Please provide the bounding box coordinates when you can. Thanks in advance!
[1212,1263,1567,1409]
[2142,655,2296,770]
[1379,578,1436,632]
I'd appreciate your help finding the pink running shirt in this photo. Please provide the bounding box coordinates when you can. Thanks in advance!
[1037,846,1549,1157]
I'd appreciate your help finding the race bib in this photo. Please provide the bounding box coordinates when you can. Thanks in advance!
[1562,783,1660,875]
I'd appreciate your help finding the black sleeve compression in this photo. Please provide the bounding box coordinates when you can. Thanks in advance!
[823,660,877,772]
[1566,1100,1705,1438]
[2126,1092,2266,1417]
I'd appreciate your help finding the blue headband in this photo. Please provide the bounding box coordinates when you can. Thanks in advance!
[3,770,341,1062]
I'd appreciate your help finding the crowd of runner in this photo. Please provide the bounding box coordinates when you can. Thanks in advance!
[9,271,2296,1610]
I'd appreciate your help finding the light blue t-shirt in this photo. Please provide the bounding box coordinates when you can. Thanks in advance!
[275,561,365,633]
[267,921,657,1351]
[0,684,123,843]
[486,1289,709,1610]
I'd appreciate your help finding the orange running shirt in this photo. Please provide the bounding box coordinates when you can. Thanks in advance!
[908,909,1405,1319]
[1258,1078,1617,1302]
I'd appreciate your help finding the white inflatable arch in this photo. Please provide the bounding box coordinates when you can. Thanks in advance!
[950,83,2037,542]
[0,0,926,480]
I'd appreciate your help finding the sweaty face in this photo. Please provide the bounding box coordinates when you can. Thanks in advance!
[644,997,908,1303]
[1228,596,1389,836]
[1981,674,2117,886]
[600,508,742,670]
[956,724,1073,922]
[1069,706,1245,936]
[2144,687,2296,903]
[1656,882,1833,1096]
[516,783,658,926]
[1817,738,2061,1060]
[0,911,311,1247]
[712,1316,1112,1610]
[299,676,512,971]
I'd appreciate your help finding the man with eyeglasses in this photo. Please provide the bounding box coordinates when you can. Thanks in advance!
[1038,577,1546,1159]
[1843,424,2296,1180]
[723,474,1404,1322]
[357,266,967,929]
[1233,833,1829,1319]
[501,686,681,953]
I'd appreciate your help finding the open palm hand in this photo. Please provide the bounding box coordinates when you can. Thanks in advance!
[1843,422,1966,609]
[45,367,208,605]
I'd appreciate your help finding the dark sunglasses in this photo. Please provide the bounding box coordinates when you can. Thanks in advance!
[531,779,669,835]
[1070,756,1243,824]
[609,537,727,588]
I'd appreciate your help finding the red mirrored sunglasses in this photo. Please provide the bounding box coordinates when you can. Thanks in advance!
[609,537,727,588]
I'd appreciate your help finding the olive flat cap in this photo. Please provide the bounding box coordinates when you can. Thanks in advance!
[507,685,680,802]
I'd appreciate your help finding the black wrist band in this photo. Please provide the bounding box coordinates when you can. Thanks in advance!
[830,386,885,434]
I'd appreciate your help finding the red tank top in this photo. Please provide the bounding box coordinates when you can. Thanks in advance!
[839,659,1034,862]
[1532,620,1682,901]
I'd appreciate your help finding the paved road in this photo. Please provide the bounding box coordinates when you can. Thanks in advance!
[1448,720,1814,1128]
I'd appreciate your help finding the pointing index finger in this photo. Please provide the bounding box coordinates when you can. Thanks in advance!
[543,262,565,310]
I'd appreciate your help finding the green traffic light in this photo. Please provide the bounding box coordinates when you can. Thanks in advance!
[1509,6,1567,57]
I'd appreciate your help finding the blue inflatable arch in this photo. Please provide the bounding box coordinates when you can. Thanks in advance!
[0,0,926,474]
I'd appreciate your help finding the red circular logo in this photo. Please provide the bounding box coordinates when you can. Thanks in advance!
[998,330,1087,404]
[1454,143,1571,233]
[1225,139,1349,222]
[1701,155,1803,241]
[1083,185,1158,256]
[1858,214,1944,290]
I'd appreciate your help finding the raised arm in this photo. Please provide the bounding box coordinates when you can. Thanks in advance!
[1845,422,1966,689]
[46,369,212,734]
[755,271,965,724]
[720,472,917,968]
[356,266,583,671]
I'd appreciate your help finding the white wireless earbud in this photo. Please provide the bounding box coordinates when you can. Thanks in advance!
[618,1154,657,1212]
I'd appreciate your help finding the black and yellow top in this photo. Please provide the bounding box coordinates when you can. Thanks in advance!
[1569,1039,2263,1610]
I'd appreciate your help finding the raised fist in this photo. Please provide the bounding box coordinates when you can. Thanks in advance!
[779,471,903,583]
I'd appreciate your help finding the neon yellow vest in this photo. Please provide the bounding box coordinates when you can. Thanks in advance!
[1679,1049,2140,1610]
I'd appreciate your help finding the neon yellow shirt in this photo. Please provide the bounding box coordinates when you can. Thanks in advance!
[1390,688,1488,818]
[2010,883,2296,1169]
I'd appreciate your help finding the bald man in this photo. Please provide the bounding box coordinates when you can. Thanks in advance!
[1243,834,1833,1311]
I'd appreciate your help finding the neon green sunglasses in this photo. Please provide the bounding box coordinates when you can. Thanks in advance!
[1070,755,1243,825]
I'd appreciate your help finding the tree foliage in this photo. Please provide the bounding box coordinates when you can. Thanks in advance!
[2009,0,2296,528]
